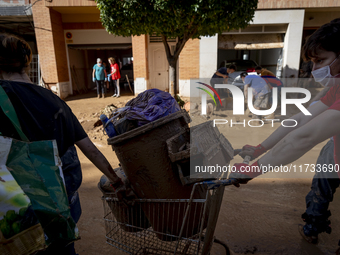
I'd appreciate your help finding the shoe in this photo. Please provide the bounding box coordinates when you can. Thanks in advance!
[298,224,318,244]
[112,94,117,97]
[116,95,120,98]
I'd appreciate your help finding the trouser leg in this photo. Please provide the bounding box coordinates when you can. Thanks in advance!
[99,80,105,95]
[112,80,117,95]
[35,193,81,255]
[109,80,113,93]
[96,80,100,95]
[302,139,340,236]
[116,79,120,96]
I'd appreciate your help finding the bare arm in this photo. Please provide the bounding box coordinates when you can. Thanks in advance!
[75,137,120,183]
[215,71,228,78]
[92,69,96,78]
[104,70,107,77]
[261,101,329,150]
[259,109,340,167]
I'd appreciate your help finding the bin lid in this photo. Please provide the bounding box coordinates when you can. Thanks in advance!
[107,110,191,145]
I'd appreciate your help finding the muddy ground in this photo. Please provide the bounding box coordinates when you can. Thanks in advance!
[65,89,340,255]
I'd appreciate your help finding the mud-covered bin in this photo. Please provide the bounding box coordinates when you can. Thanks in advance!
[166,121,234,185]
[107,110,208,240]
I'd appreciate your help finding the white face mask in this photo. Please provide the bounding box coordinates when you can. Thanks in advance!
[311,55,339,87]
[97,63,102,66]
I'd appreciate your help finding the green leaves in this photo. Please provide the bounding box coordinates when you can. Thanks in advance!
[95,0,258,39]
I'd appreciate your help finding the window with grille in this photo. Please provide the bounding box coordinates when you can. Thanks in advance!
[149,33,176,43]
[29,54,41,85]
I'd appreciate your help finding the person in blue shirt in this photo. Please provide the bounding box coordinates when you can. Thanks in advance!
[260,69,284,119]
[241,72,270,120]
[92,58,107,99]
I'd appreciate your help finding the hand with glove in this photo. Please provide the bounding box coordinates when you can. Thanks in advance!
[111,178,136,206]
[239,144,267,160]
[105,77,108,82]
[92,77,96,82]
[229,161,262,187]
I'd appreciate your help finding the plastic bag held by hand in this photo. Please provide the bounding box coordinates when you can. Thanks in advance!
[239,144,267,160]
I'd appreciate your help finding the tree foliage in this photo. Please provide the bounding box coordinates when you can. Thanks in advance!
[96,0,257,39]
[96,0,258,94]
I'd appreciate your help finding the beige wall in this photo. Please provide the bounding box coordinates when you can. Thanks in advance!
[179,39,200,80]
[46,0,96,7]
[32,0,70,97]
[258,0,340,9]
[304,11,340,27]
[43,0,340,9]
[0,0,28,5]
[132,35,149,94]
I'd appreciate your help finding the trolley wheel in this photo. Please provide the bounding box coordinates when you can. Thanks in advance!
[213,238,230,255]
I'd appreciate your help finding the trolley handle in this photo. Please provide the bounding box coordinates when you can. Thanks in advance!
[203,155,252,190]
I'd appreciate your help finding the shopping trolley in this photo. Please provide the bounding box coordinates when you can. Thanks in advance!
[102,178,239,255]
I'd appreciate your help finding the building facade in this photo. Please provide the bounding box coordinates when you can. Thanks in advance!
[0,0,41,84]
[23,0,340,98]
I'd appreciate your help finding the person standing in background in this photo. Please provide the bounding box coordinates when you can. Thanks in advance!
[241,72,270,120]
[108,57,121,98]
[92,58,107,99]
[260,69,283,119]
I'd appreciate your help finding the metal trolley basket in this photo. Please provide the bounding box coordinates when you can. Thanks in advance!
[102,179,236,255]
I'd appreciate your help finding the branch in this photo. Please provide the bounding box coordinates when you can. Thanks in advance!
[172,19,199,61]
[161,34,172,60]
[173,35,189,60]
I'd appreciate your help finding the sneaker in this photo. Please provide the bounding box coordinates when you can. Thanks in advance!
[116,95,120,98]
[298,224,318,244]
[112,94,117,97]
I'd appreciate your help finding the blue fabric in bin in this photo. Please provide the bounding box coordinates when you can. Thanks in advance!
[119,89,180,126]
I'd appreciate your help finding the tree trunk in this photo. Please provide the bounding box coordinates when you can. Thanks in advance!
[169,58,178,96]
[161,35,188,97]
